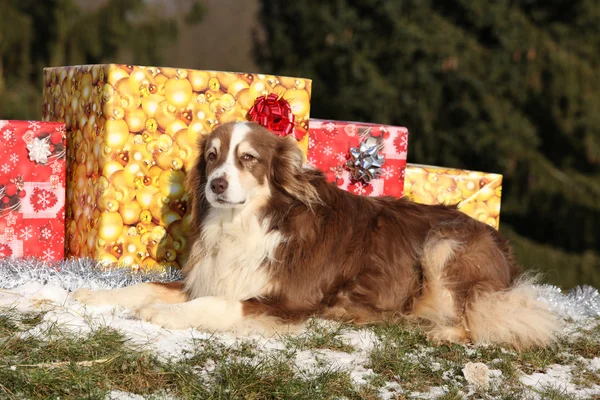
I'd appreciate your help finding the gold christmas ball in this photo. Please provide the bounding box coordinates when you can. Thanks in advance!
[167,219,186,251]
[157,134,174,151]
[158,170,185,199]
[140,210,153,224]
[235,88,255,109]
[165,119,188,137]
[165,78,193,108]
[188,70,210,92]
[136,185,160,210]
[155,147,180,170]
[123,161,149,187]
[148,165,163,185]
[162,210,182,227]
[107,67,129,86]
[248,80,269,99]
[104,119,130,148]
[215,72,238,90]
[141,94,164,117]
[98,190,120,213]
[98,253,119,267]
[102,160,125,179]
[149,193,169,222]
[155,100,179,131]
[98,212,124,242]
[119,201,142,225]
[114,77,141,110]
[476,186,494,202]
[284,88,310,118]
[124,108,147,133]
[81,73,93,101]
[75,164,88,192]
[227,79,250,97]
[142,257,158,270]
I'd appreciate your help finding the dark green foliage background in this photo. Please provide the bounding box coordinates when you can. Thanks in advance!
[1,0,598,288]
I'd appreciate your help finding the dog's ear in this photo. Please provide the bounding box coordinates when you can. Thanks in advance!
[185,135,210,233]
[271,136,321,208]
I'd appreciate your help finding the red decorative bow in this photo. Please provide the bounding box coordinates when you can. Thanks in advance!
[248,93,303,140]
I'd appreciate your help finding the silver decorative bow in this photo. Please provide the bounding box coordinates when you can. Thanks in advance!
[345,138,386,183]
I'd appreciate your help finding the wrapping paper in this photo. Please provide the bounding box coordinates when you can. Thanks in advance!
[405,164,503,229]
[42,65,312,271]
[0,120,67,262]
[308,119,408,197]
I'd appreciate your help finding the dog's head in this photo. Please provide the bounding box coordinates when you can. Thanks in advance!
[186,122,319,216]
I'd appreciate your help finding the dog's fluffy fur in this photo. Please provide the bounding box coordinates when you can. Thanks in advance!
[73,121,559,349]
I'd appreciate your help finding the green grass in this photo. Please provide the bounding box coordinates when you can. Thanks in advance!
[0,309,368,400]
[284,318,356,353]
[1,307,599,400]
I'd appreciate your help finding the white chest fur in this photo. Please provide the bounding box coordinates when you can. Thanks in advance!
[185,207,282,301]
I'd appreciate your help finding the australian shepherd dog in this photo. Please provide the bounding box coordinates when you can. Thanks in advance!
[74,121,559,349]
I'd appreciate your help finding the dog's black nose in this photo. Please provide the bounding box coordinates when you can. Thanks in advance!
[210,178,228,194]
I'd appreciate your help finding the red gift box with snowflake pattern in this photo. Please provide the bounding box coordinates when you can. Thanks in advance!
[0,120,66,262]
[307,119,408,197]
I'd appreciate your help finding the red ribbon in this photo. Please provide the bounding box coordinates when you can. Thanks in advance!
[248,94,303,140]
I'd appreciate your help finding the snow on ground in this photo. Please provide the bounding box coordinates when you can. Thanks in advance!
[1,282,600,400]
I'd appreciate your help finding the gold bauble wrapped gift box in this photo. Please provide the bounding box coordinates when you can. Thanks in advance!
[404,164,503,229]
[42,64,312,270]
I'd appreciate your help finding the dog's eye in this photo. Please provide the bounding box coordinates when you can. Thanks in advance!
[241,154,256,162]
[207,152,217,162]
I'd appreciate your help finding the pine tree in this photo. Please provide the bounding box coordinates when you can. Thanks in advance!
[0,0,204,119]
[254,0,600,288]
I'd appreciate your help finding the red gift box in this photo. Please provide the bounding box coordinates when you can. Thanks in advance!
[0,120,67,262]
[308,119,409,197]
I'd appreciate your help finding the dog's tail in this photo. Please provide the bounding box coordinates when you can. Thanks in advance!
[413,226,561,350]
[465,275,561,350]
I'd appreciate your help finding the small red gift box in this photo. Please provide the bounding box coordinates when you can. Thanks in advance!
[308,119,408,197]
[0,120,67,262]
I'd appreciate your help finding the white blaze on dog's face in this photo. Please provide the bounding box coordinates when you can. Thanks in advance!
[204,122,272,208]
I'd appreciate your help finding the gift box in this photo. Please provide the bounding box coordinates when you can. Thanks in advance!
[0,120,67,262]
[404,164,503,229]
[308,119,408,197]
[42,64,312,270]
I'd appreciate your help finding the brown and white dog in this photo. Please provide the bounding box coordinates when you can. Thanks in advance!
[73,121,559,349]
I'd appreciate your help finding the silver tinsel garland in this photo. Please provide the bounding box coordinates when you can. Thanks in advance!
[0,257,181,292]
[0,258,598,321]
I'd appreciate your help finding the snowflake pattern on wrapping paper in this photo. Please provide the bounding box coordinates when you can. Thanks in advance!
[3,129,14,142]
[30,187,58,212]
[19,226,33,241]
[381,166,395,180]
[352,184,367,195]
[324,122,336,132]
[9,154,18,164]
[0,243,12,258]
[323,146,333,156]
[41,248,55,262]
[1,164,10,174]
[40,227,53,241]
[336,152,347,163]
[308,136,316,150]
[50,161,63,175]
[4,227,14,242]
[28,121,41,131]
[4,212,17,226]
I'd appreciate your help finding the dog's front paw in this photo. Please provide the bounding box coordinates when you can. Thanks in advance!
[136,304,192,329]
[71,288,111,306]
